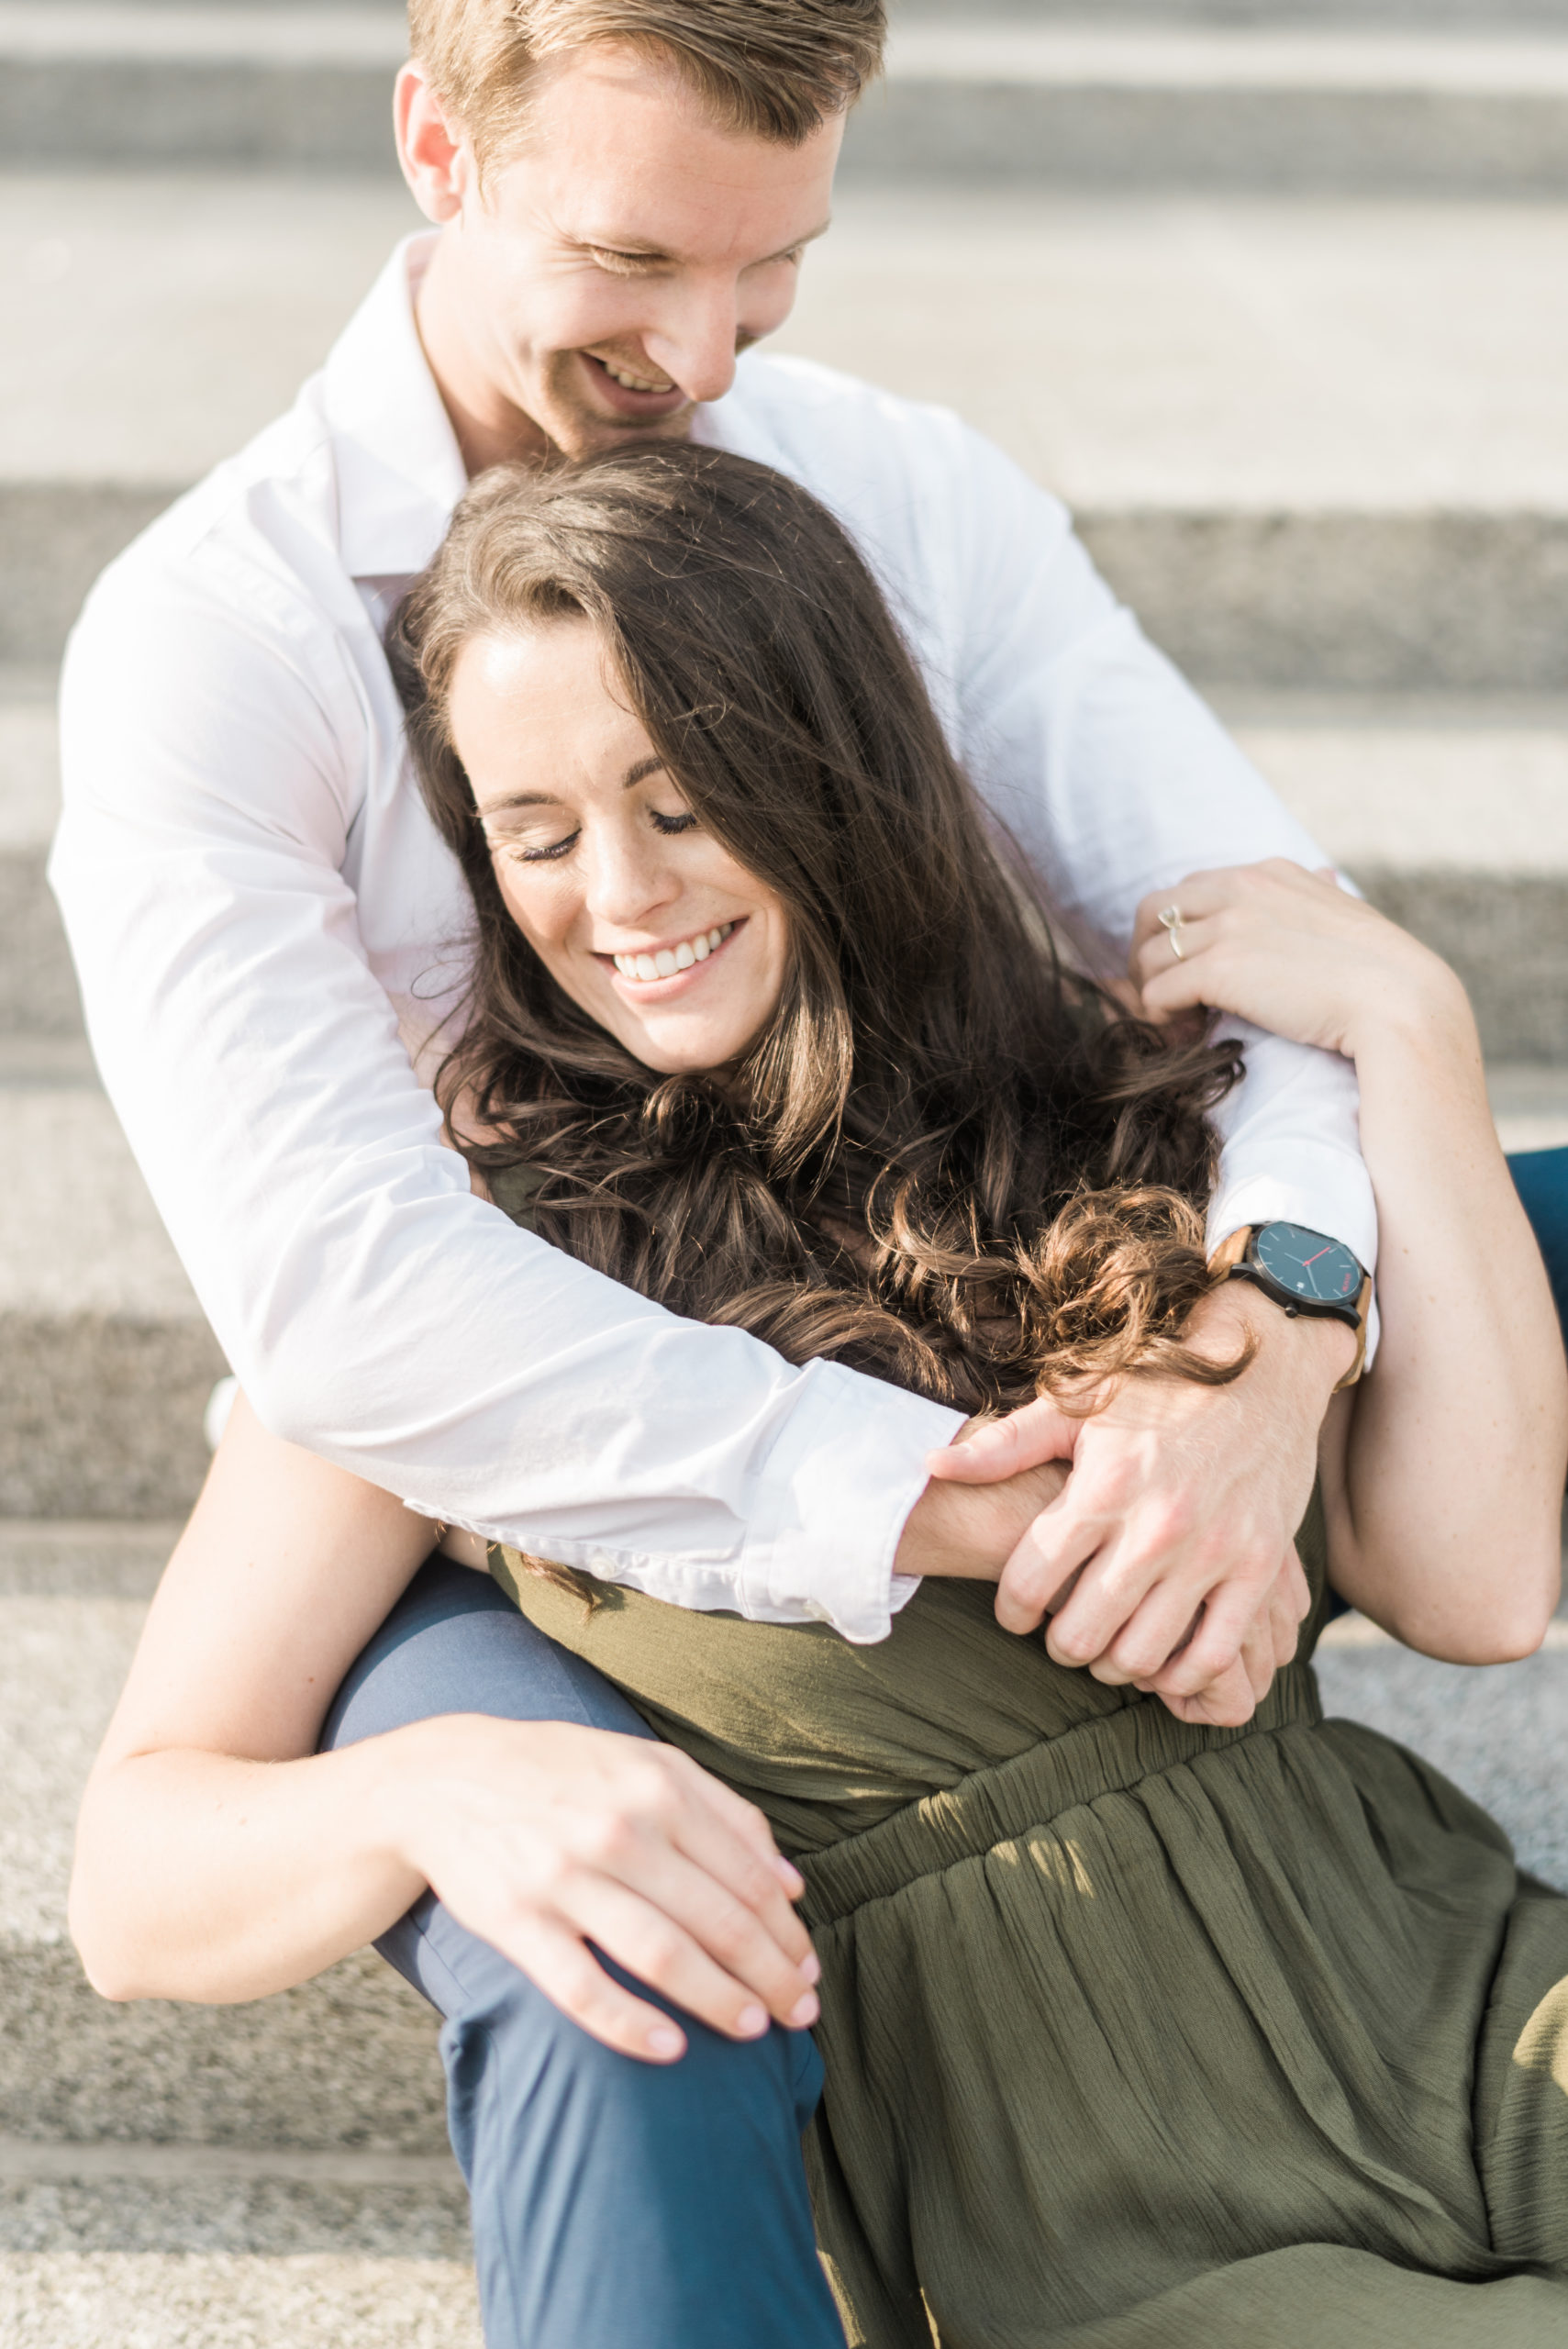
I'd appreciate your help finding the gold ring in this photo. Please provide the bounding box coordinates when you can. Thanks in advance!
[1158,904,1185,961]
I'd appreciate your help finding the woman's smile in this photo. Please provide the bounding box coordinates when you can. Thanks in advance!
[606,919,739,989]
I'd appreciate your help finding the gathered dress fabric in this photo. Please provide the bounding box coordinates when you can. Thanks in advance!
[486,1164,1566,2348]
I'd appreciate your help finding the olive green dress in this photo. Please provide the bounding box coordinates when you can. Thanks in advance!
[486,1187,1568,2346]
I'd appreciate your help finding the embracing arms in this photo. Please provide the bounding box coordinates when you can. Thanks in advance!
[71,1398,1065,2053]
[1129,863,1565,1659]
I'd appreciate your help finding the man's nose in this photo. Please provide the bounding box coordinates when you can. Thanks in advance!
[646,279,743,407]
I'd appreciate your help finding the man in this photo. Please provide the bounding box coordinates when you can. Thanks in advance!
[52,4,1372,2342]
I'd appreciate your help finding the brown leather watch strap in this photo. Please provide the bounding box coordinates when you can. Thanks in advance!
[1333,1275,1373,1392]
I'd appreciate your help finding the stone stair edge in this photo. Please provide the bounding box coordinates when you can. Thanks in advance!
[8,13,1568,190]
[5,486,1567,691]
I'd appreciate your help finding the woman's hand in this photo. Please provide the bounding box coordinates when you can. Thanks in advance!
[385,1714,820,2064]
[72,1396,820,2064]
[1129,858,1467,1060]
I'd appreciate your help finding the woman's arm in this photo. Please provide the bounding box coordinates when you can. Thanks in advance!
[1132,861,1566,1662]
[71,1397,824,2062]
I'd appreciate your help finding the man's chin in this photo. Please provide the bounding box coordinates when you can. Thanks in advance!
[532,357,695,461]
[548,403,695,461]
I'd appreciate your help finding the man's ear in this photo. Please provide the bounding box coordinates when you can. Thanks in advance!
[395,61,474,225]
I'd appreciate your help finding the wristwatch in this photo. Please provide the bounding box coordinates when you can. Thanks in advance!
[1209,1221,1372,1391]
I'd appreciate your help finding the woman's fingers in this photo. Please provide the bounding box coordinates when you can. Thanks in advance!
[541,1861,817,2042]
[410,1720,819,2062]
[500,1910,692,2063]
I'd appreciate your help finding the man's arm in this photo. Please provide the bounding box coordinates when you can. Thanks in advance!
[53,556,960,1645]
[943,420,1376,1286]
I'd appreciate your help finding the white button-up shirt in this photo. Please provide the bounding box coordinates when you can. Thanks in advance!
[51,236,1374,1643]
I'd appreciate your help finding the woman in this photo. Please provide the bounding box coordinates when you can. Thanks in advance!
[72,449,1567,2347]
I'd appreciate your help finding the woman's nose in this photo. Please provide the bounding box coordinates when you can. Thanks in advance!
[582,829,678,930]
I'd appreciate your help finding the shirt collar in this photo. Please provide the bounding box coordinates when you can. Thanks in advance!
[322,232,470,583]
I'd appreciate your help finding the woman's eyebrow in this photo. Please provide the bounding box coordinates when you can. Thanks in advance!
[623,755,666,789]
[478,790,560,816]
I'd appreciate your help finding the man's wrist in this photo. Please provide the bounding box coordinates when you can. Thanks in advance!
[1195,1282,1357,1396]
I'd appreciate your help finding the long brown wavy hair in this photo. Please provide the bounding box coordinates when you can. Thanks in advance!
[390,444,1246,1419]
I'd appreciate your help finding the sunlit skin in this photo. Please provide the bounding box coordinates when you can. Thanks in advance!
[395,44,841,470]
[450,620,791,1074]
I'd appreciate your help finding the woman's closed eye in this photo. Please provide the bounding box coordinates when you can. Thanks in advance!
[487,804,700,865]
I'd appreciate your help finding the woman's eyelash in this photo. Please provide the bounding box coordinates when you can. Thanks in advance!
[513,831,580,863]
[496,809,695,862]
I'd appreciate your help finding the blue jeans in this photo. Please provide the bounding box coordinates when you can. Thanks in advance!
[1509,1145,1568,1346]
[321,1560,844,2349]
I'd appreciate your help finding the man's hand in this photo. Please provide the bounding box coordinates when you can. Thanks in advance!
[923,1286,1352,1725]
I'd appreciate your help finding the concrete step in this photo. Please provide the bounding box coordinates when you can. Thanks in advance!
[10,6,1568,195]
[896,3,1568,20]
[0,2141,478,2349]
[0,1071,226,1516]
[1315,1623,1568,1892]
[0,1527,451,2155]
[0,674,79,1041]
[1214,693,1568,1063]
[6,175,1567,693]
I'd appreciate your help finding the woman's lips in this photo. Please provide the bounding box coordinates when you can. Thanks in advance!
[580,352,689,420]
[598,919,743,996]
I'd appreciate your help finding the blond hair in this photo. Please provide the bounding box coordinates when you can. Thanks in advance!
[407,0,885,166]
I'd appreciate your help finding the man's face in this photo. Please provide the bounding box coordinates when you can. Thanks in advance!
[414,44,841,461]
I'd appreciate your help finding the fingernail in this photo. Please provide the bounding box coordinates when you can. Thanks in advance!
[789,1993,820,2029]
[737,2003,769,2037]
[800,1951,821,1985]
[648,2025,684,2059]
[773,1855,805,1894]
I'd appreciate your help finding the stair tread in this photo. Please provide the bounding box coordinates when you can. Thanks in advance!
[4,176,1567,511]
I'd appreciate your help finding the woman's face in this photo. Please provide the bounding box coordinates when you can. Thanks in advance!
[447,618,791,1075]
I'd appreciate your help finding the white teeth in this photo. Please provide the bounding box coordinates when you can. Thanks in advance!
[604,360,675,394]
[612,923,733,983]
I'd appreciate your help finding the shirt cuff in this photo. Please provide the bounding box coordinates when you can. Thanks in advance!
[738,1360,965,1643]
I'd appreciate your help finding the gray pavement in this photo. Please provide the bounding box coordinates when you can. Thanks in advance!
[7,175,1568,685]
[11,5,1568,192]
[1316,1627,1568,1890]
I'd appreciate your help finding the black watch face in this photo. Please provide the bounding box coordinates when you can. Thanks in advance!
[1253,1221,1362,1307]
